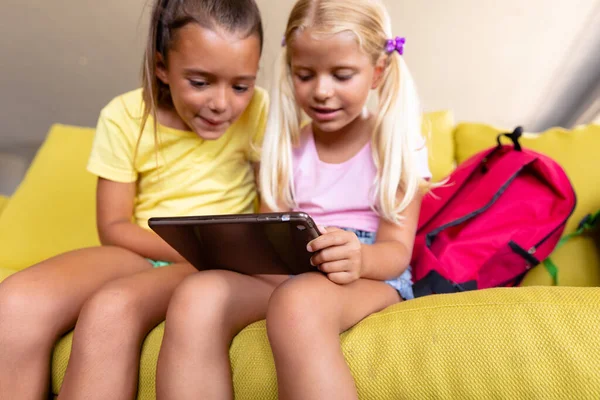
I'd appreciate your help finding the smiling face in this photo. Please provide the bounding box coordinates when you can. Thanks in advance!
[289,29,382,134]
[156,23,261,140]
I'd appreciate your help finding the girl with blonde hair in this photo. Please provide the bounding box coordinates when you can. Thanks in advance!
[157,0,431,398]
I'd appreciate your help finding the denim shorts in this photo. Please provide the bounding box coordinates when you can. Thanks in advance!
[343,228,415,300]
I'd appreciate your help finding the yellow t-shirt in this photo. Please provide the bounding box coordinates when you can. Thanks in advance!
[87,87,268,229]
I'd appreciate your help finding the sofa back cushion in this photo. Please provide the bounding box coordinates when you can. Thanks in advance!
[0,125,99,270]
[0,195,9,217]
[423,110,456,182]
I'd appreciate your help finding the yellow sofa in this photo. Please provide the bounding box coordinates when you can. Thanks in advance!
[0,115,599,399]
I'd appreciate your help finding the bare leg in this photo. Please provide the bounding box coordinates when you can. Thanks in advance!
[156,271,287,400]
[57,262,196,400]
[0,247,151,400]
[267,272,400,400]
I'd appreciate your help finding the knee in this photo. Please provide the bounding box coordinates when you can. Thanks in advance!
[166,271,235,332]
[0,274,57,345]
[78,281,145,336]
[266,273,331,341]
[0,275,27,325]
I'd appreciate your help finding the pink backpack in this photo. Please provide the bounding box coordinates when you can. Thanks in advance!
[411,128,576,297]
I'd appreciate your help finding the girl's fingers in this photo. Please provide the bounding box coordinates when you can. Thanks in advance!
[326,271,358,285]
[308,229,350,252]
[317,260,348,274]
[310,246,350,266]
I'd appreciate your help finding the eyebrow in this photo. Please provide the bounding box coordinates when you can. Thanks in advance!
[292,64,358,71]
[183,68,257,81]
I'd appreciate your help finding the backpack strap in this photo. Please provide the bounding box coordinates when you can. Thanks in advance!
[425,149,537,247]
[419,127,527,233]
[417,146,498,231]
[413,270,478,297]
[496,126,524,151]
[542,210,600,285]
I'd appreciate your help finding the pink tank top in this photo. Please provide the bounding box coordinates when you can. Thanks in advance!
[292,128,431,232]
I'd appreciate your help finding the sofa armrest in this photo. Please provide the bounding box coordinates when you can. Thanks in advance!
[0,195,9,218]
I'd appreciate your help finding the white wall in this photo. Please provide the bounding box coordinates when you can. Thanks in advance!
[2,0,599,147]
[0,0,150,148]
[0,0,599,194]
[261,0,600,132]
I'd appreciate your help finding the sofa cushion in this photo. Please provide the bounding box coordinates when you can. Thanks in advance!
[0,125,100,271]
[235,287,600,399]
[0,195,8,215]
[454,123,600,286]
[423,110,455,182]
[49,287,600,399]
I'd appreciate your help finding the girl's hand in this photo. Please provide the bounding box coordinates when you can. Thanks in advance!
[307,227,363,285]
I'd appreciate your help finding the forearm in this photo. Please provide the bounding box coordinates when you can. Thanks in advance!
[360,241,411,281]
[99,221,186,263]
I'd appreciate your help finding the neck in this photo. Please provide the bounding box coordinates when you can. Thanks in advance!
[156,104,189,131]
[312,108,373,149]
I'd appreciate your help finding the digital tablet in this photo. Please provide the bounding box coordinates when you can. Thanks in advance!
[148,212,321,275]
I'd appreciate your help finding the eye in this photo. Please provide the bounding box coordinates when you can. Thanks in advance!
[296,74,313,82]
[334,74,353,82]
[189,80,208,88]
[233,85,250,93]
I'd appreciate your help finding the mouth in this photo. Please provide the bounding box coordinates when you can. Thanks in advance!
[199,116,227,128]
[310,106,342,121]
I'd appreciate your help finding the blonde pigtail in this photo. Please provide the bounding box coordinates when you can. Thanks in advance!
[373,52,424,224]
[259,49,302,211]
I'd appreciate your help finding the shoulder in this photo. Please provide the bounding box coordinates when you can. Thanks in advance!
[251,86,268,109]
[228,86,269,138]
[241,86,269,120]
[97,89,145,137]
[292,123,314,160]
[227,86,268,143]
[99,88,144,123]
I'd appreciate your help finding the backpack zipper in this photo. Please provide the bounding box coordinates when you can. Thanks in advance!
[425,169,521,247]
[425,155,577,255]
[421,147,501,234]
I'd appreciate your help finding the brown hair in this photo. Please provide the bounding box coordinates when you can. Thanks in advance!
[137,0,264,158]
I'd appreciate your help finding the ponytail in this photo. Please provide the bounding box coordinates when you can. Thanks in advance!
[259,49,302,210]
[372,52,424,224]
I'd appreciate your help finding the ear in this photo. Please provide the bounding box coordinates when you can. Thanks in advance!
[371,55,387,90]
[155,52,169,85]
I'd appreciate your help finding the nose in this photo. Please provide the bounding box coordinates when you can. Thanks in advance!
[313,76,334,102]
[208,86,228,114]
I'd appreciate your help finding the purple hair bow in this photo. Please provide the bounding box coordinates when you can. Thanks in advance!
[385,36,406,55]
